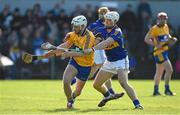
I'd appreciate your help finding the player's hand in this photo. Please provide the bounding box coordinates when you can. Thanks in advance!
[61,51,71,58]
[83,48,93,54]
[54,49,63,54]
[156,44,162,49]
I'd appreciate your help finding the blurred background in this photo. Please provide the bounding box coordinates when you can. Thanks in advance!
[0,0,179,80]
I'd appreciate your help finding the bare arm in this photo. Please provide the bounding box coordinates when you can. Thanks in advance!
[62,34,92,57]
[93,37,114,50]
[95,37,102,45]
[39,41,73,58]
[83,37,114,54]
[144,32,156,47]
[57,41,73,49]
[62,51,84,58]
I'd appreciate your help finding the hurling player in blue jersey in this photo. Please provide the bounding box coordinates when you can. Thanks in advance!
[71,7,124,99]
[88,7,124,98]
[84,11,143,109]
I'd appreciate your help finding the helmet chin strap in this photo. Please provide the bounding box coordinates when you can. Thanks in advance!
[79,26,86,36]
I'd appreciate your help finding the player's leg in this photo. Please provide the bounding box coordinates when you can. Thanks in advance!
[93,69,114,107]
[90,64,116,95]
[72,65,91,98]
[104,79,116,94]
[162,60,175,95]
[93,69,124,107]
[68,62,91,108]
[153,63,164,96]
[63,64,77,108]
[72,79,86,99]
[117,69,143,109]
[89,64,101,79]
[70,64,100,86]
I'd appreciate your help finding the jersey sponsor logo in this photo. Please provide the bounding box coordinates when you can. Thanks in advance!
[105,41,119,50]
[158,35,169,42]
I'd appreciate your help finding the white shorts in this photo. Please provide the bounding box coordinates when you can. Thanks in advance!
[94,50,106,65]
[101,56,129,74]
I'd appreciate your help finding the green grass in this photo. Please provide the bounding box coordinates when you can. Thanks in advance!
[0,80,180,114]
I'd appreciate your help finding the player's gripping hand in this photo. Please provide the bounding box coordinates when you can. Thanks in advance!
[156,44,163,49]
[61,51,71,58]
[83,48,94,54]
[166,37,177,47]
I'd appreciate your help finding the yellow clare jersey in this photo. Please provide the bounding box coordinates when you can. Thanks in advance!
[64,30,95,67]
[148,24,170,55]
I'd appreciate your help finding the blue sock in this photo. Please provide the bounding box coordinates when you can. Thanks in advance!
[71,78,76,85]
[154,85,159,92]
[133,99,140,107]
[108,88,115,94]
[103,91,110,97]
[165,84,170,91]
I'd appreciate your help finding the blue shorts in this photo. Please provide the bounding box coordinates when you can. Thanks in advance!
[154,51,169,64]
[69,58,91,81]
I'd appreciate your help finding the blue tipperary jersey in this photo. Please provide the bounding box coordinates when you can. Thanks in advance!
[95,26,128,62]
[87,19,104,34]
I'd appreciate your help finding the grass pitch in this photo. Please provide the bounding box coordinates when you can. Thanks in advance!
[0,80,180,114]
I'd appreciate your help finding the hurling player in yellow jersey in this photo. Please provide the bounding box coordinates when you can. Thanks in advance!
[22,15,95,109]
[144,12,177,96]
[54,15,95,109]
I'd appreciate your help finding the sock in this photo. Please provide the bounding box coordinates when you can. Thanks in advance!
[165,84,170,91]
[108,88,115,94]
[154,85,159,93]
[133,99,140,107]
[71,78,76,85]
[103,91,110,97]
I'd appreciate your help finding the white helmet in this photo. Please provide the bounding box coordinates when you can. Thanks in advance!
[157,12,168,19]
[104,11,119,24]
[71,15,87,27]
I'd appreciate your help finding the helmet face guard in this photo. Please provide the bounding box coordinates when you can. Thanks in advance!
[157,12,168,26]
[71,15,87,34]
[104,11,119,29]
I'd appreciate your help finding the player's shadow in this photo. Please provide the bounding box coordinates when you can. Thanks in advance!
[77,108,128,113]
[40,108,80,113]
[140,94,167,98]
[77,98,99,101]
[40,107,128,113]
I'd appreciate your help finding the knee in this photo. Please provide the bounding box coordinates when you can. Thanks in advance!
[167,68,173,74]
[63,79,71,86]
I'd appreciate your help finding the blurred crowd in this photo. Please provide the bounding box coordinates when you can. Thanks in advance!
[0,0,180,79]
